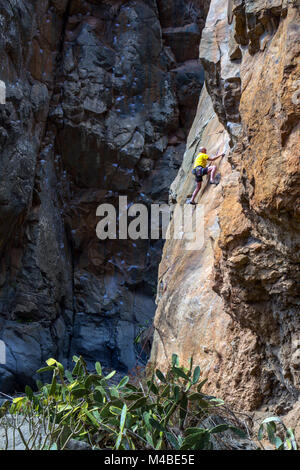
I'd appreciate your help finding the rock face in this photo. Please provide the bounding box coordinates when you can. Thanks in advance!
[0,0,208,391]
[151,0,300,428]
[0,0,299,437]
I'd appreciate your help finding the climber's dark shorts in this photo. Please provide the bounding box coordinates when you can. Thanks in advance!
[192,166,208,183]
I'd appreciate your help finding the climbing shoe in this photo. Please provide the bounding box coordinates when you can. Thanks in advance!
[210,173,221,185]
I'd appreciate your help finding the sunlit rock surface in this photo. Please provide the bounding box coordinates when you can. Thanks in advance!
[151,0,300,435]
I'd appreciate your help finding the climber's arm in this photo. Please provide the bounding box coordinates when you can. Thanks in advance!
[208,153,225,162]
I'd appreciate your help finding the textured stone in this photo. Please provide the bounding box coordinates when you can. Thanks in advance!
[163,24,201,63]
[0,0,207,390]
[150,86,263,411]
[151,0,300,436]
[0,320,60,393]
[213,1,300,411]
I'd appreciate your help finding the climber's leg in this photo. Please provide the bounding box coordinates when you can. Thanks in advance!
[189,182,202,204]
[207,165,217,183]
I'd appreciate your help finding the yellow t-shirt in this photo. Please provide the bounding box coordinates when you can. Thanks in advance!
[193,153,209,169]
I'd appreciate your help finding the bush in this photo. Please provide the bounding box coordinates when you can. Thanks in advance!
[0,354,245,450]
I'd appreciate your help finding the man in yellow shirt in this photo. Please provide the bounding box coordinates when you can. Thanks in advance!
[188,147,224,205]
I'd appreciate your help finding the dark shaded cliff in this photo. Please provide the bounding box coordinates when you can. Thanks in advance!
[0,0,208,391]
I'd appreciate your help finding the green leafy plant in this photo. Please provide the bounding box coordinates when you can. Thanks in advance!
[1,354,246,450]
[258,416,297,450]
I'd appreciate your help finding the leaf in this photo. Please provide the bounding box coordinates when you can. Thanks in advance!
[285,438,292,450]
[156,369,167,383]
[258,425,264,441]
[46,358,64,373]
[209,398,225,406]
[95,362,102,376]
[56,361,64,373]
[142,412,152,431]
[92,409,101,422]
[117,376,129,389]
[36,380,43,390]
[286,428,297,450]
[188,357,194,375]
[173,367,189,380]
[95,385,107,399]
[105,370,116,380]
[146,432,154,448]
[115,432,123,450]
[46,358,57,366]
[210,424,230,434]
[109,406,122,416]
[149,417,165,433]
[124,392,144,401]
[120,404,127,434]
[229,426,247,438]
[173,385,180,402]
[274,436,284,450]
[68,380,79,391]
[148,382,159,395]
[100,403,115,419]
[49,376,57,396]
[185,381,192,393]
[71,387,87,399]
[266,422,276,445]
[85,375,98,389]
[197,378,208,392]
[179,395,188,428]
[194,432,211,450]
[13,397,25,404]
[161,385,170,398]
[261,416,282,425]
[124,383,138,391]
[181,430,209,450]
[72,361,82,376]
[84,409,100,428]
[65,370,74,383]
[172,354,179,367]
[25,385,33,400]
[128,397,148,411]
[165,432,179,450]
[37,366,54,374]
[185,427,206,436]
[189,392,206,401]
[155,437,163,450]
[192,366,201,384]
[127,436,136,450]
[110,387,120,399]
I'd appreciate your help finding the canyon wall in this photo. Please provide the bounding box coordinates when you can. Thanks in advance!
[0,0,299,434]
[151,0,300,427]
[0,0,208,392]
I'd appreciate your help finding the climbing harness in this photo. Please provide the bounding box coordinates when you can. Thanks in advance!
[192,166,204,179]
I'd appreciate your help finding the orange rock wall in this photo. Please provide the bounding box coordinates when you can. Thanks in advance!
[151,0,300,426]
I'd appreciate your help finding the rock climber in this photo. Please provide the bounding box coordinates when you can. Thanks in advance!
[188,147,225,205]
